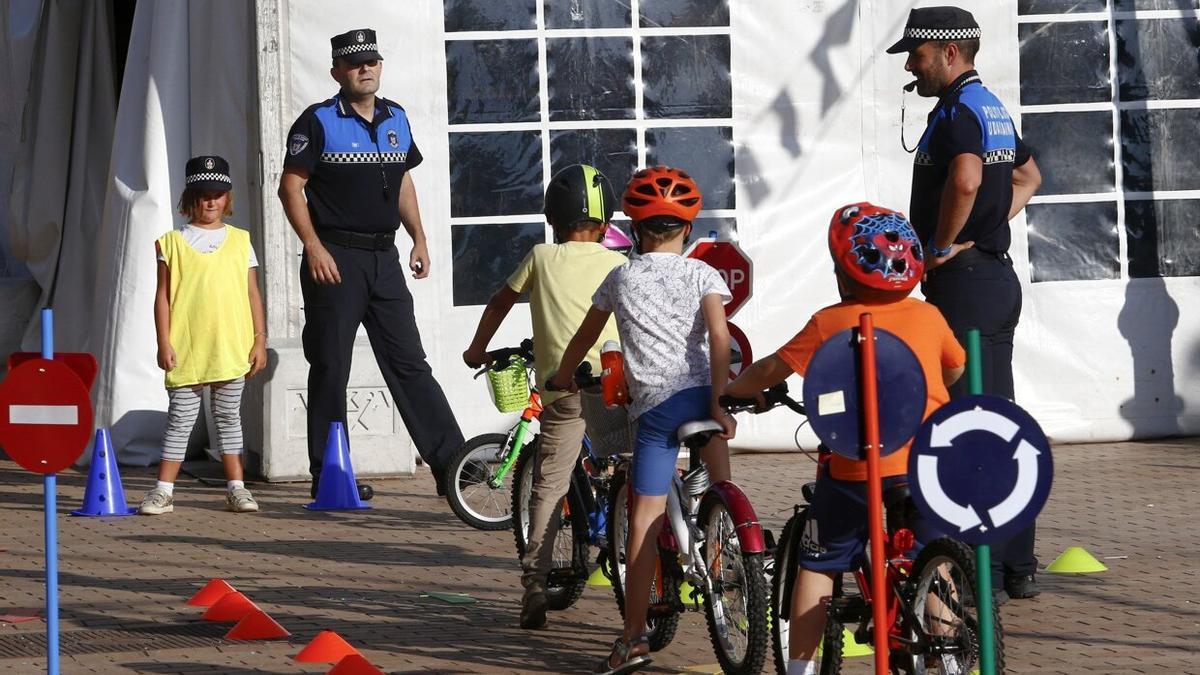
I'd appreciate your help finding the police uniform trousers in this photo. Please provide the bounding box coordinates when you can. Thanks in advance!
[300,240,463,482]
[923,247,1038,584]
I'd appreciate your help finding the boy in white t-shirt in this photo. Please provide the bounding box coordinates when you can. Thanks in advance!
[548,166,733,674]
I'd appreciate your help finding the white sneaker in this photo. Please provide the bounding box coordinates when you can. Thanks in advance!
[138,487,174,515]
[226,487,259,513]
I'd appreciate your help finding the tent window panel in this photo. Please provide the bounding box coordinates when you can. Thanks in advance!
[544,0,631,29]
[641,35,732,119]
[1027,201,1120,283]
[639,0,730,28]
[547,37,635,122]
[1018,21,1111,106]
[1117,18,1200,102]
[692,217,738,240]
[1114,0,1200,9]
[449,131,544,218]
[646,126,735,210]
[444,0,536,32]
[549,128,638,200]
[1022,111,1115,196]
[1120,108,1200,193]
[451,223,545,306]
[446,40,540,124]
[1125,199,1200,278]
[1018,0,1107,13]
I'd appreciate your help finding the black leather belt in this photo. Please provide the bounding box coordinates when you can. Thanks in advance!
[319,228,395,251]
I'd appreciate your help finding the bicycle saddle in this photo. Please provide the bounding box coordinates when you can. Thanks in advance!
[882,483,911,510]
[676,419,724,447]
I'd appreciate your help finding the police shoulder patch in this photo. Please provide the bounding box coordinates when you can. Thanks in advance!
[289,133,309,156]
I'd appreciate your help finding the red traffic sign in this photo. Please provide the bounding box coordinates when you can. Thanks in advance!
[727,321,753,380]
[0,359,94,474]
[687,238,753,317]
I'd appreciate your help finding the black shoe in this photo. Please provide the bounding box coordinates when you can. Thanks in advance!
[991,588,1009,607]
[1005,574,1040,599]
[520,590,548,629]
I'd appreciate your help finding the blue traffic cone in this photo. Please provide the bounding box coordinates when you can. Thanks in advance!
[305,422,370,511]
[72,428,136,517]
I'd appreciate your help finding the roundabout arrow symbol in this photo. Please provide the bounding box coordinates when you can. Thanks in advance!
[930,407,1020,447]
[987,439,1041,527]
[916,455,981,532]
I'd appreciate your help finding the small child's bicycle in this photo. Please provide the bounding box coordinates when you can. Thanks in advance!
[445,340,538,530]
[755,386,1005,675]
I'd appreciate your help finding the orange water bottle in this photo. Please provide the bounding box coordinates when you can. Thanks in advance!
[600,340,629,408]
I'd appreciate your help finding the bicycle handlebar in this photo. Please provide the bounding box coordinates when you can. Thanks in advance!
[544,361,602,392]
[471,338,535,378]
[719,382,807,416]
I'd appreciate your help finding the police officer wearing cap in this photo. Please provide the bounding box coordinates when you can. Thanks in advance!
[888,6,1044,601]
[278,28,463,498]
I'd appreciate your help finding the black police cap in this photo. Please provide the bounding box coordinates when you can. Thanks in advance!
[886,6,980,54]
[331,28,383,64]
[184,155,231,192]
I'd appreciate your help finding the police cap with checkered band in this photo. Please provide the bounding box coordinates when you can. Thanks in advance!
[331,28,383,65]
[886,6,980,54]
[184,155,231,192]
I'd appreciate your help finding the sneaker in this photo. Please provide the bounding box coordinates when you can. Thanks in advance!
[226,487,259,513]
[1005,574,1040,599]
[138,487,174,515]
[520,587,548,629]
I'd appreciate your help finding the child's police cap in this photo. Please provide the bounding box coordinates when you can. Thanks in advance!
[886,6,981,54]
[185,155,231,192]
[331,28,383,64]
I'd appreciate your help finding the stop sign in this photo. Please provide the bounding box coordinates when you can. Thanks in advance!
[0,359,94,474]
[687,238,753,317]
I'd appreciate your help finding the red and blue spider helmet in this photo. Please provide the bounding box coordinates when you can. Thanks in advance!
[828,202,924,295]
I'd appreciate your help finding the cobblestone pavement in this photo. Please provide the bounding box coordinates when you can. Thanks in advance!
[1,438,1197,674]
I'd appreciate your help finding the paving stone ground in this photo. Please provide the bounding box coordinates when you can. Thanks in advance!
[1,438,1197,674]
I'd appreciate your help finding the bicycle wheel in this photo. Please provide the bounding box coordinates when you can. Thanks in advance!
[699,491,770,675]
[510,437,588,610]
[445,433,515,530]
[606,468,680,652]
[908,538,1005,675]
[772,507,846,675]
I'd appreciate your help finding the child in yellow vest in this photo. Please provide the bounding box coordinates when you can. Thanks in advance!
[138,156,268,515]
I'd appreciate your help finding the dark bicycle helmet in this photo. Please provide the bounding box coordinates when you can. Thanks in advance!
[543,164,615,230]
[621,165,702,225]
[828,202,924,298]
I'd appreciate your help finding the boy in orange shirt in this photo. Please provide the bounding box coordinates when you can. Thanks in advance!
[724,202,965,675]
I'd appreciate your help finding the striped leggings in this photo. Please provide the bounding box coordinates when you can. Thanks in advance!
[161,378,245,462]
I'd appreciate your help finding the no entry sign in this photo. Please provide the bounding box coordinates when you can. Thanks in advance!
[0,358,94,474]
[687,238,753,317]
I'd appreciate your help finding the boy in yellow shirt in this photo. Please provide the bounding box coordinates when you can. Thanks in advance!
[463,164,626,629]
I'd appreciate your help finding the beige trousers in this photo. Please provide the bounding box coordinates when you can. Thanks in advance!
[521,393,586,592]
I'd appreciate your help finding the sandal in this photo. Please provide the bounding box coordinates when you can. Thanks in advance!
[595,634,651,674]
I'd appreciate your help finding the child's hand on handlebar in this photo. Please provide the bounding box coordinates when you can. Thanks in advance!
[545,370,578,394]
[462,347,488,369]
[711,402,736,440]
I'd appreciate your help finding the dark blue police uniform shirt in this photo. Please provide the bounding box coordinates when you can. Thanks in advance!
[284,93,424,234]
[910,71,1031,254]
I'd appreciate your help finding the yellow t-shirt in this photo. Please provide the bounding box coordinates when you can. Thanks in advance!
[157,225,254,388]
[507,241,626,405]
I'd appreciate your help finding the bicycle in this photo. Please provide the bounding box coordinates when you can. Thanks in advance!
[756,386,1005,675]
[445,339,538,530]
[604,388,774,675]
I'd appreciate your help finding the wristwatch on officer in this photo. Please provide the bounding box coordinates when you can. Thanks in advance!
[928,241,953,258]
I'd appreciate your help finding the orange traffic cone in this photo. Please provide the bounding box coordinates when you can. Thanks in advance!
[201,591,259,622]
[294,630,361,663]
[187,579,238,607]
[225,609,291,640]
[327,654,384,675]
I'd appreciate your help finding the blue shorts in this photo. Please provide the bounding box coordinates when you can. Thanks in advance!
[798,473,944,572]
[630,386,711,496]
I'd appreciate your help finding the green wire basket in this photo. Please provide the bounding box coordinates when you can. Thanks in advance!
[486,355,530,413]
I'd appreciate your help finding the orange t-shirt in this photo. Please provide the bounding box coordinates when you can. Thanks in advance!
[776,297,966,481]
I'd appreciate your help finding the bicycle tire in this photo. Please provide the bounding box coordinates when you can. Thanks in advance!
[908,538,1005,675]
[699,491,770,675]
[818,612,845,675]
[772,507,845,675]
[510,437,588,611]
[606,467,680,652]
[445,433,515,530]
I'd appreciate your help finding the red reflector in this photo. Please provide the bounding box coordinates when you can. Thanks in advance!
[893,528,916,554]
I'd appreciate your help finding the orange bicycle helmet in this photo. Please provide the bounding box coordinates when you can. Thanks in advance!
[621,165,702,224]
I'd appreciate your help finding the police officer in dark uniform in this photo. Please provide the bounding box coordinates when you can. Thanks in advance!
[888,7,1044,601]
[278,28,463,498]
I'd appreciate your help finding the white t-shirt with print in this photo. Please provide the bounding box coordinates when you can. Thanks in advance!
[592,252,731,420]
[157,224,259,267]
